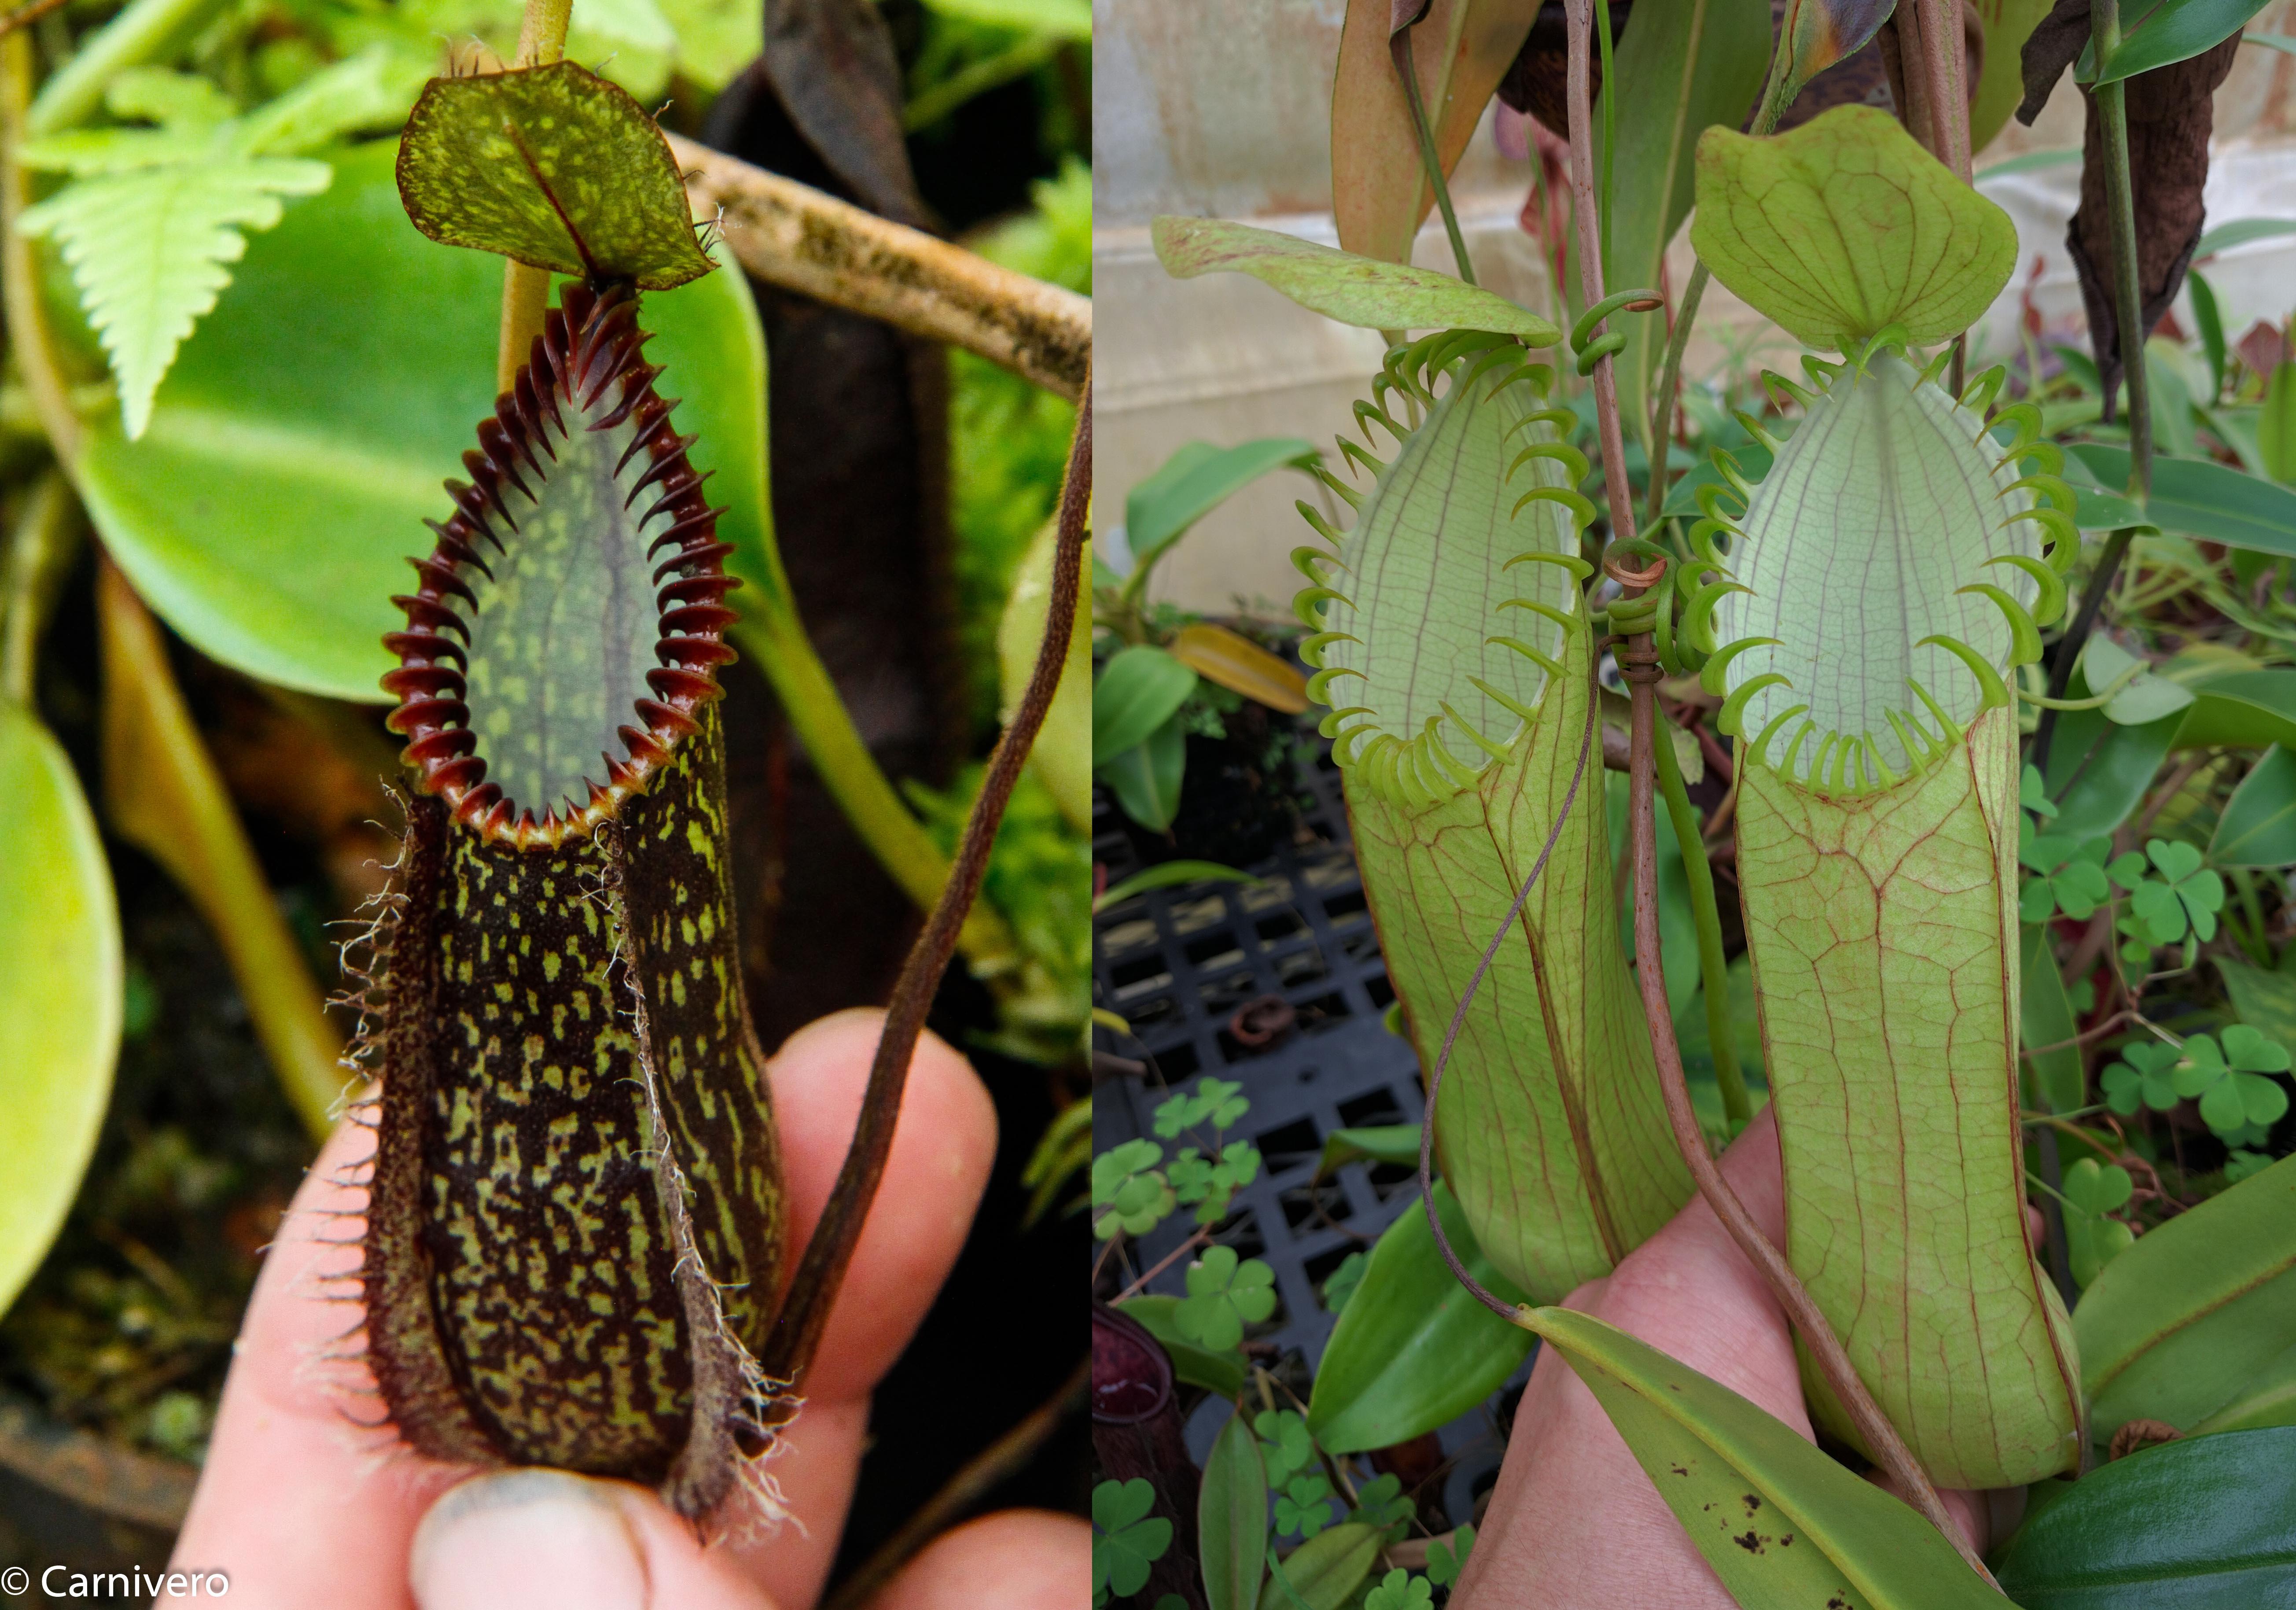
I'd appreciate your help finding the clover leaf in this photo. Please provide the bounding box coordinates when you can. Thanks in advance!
[1322,1250,1368,1315]
[2127,838,2225,945]
[1091,1139,1175,1239]
[1151,1076,1250,1138]
[1175,1245,1277,1350]
[1365,1569,1435,1610]
[2227,1149,2275,1184]
[1427,1524,1477,1588]
[1350,1471,1416,1540]
[2020,763,2059,822]
[2061,1157,2135,1288]
[1169,1138,1264,1225]
[1254,1408,1317,1487]
[2018,832,2114,923]
[2174,1026,2293,1138]
[1091,1478,1173,1600]
[2101,1040,2184,1116]
[1274,1474,1336,1539]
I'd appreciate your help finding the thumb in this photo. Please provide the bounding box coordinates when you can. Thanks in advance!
[410,1470,776,1610]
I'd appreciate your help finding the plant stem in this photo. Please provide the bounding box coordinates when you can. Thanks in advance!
[1393,27,1475,285]
[25,0,228,136]
[822,1354,1091,1610]
[96,560,345,1140]
[0,468,75,705]
[496,0,574,389]
[2,32,79,464]
[669,135,1091,402]
[1652,717,1749,1130]
[760,374,1089,1388]
[1564,0,1984,1574]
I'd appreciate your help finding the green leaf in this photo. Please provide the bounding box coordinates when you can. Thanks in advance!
[1596,0,1770,453]
[1093,1478,1174,1600]
[1993,1428,2296,1604]
[2044,664,2186,840]
[70,141,764,702]
[1116,1296,1247,1396]
[2075,1150,2296,1445]
[2092,0,2278,82]
[1124,438,1317,583]
[1311,1125,1423,1179]
[1200,1411,1269,1610]
[2060,1157,2136,1288]
[106,66,237,129]
[22,158,333,440]
[1521,1307,2002,1606]
[1257,1525,1382,1610]
[1095,645,1198,761]
[2173,670,2296,751]
[1974,146,2083,182]
[2191,270,2229,402]
[2263,363,2296,485]
[1094,860,1257,913]
[231,47,421,157]
[2066,442,2296,554]
[1306,1182,1533,1454]
[1361,1568,1432,1610]
[1175,1245,1278,1352]
[395,60,714,290]
[924,0,1092,38]
[2022,923,2086,1116]
[2195,215,2296,258]
[2212,747,2296,866]
[1096,715,1187,833]
[0,704,122,1317]
[2219,954,2296,1048]
[1689,104,2018,350]
[1152,217,1560,345]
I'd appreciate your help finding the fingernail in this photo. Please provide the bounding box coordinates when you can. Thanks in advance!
[411,1470,648,1610]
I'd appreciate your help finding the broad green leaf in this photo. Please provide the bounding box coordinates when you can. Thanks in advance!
[2066,443,2296,553]
[1993,1428,2296,1605]
[1152,218,1560,345]
[71,141,767,701]
[1710,352,2049,786]
[1094,645,1198,761]
[2075,1151,2296,1446]
[2093,0,2279,83]
[1258,1524,1381,1610]
[1971,0,2062,148]
[1312,1124,1423,1178]
[1328,0,1538,265]
[1301,333,1689,1302]
[1094,860,1257,914]
[2022,923,2086,1116]
[1200,1411,1269,1610]
[23,158,333,440]
[1097,715,1187,833]
[1116,1296,1249,1398]
[653,0,770,92]
[1737,708,2084,1487]
[1596,0,1769,457]
[2171,670,2296,751]
[0,704,121,1318]
[1523,1307,2003,1607]
[2219,955,2296,1049]
[2263,362,2296,484]
[575,0,678,53]
[1306,1183,1532,1454]
[1690,105,2018,351]
[1124,438,1318,583]
[2044,672,2186,840]
[396,61,714,290]
[2212,747,2296,866]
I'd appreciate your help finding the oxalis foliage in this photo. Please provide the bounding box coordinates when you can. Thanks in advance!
[1108,7,2296,1600]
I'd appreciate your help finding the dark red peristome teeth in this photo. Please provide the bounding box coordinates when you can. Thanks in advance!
[381,280,741,850]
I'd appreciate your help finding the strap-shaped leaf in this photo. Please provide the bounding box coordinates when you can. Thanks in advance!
[1523,1307,2002,1608]
[1153,217,1558,345]
[397,60,714,290]
[2075,1150,2296,1447]
[1709,351,2048,789]
[1691,105,2018,350]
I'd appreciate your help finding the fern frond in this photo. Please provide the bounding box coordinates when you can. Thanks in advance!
[21,158,331,439]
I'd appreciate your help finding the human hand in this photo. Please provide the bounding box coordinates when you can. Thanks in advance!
[1451,1109,2001,1607]
[167,1007,1086,1610]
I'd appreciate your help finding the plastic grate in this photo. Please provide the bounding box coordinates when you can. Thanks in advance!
[1093,743,1525,1533]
